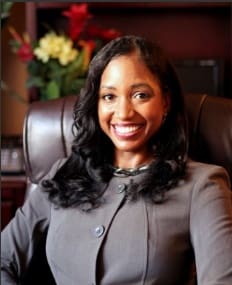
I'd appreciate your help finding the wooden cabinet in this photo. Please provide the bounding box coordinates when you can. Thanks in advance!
[1,176,26,230]
[25,2,231,97]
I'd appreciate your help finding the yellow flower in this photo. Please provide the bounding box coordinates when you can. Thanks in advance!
[34,33,78,65]
[34,46,49,63]
[58,39,78,65]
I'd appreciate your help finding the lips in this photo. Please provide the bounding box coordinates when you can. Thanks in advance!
[112,124,143,138]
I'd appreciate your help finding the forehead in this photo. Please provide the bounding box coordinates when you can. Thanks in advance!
[99,52,161,91]
[101,53,159,83]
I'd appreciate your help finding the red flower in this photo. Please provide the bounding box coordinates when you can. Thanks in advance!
[78,40,96,71]
[87,25,121,41]
[63,4,91,41]
[8,27,34,62]
[16,43,34,63]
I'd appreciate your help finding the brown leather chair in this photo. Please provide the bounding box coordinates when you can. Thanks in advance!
[23,93,232,189]
[185,93,232,181]
[21,93,232,284]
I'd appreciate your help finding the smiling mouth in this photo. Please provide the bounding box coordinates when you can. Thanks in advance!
[112,124,143,137]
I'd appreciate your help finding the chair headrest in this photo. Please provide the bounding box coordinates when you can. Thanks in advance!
[23,96,76,183]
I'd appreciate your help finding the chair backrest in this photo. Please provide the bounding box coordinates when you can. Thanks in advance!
[185,93,232,182]
[23,93,232,193]
[21,93,232,284]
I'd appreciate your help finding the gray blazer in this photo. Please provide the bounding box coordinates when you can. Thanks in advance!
[1,160,232,285]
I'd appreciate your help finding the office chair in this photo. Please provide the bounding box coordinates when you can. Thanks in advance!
[21,93,232,284]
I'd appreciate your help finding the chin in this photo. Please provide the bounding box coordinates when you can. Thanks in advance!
[114,143,145,153]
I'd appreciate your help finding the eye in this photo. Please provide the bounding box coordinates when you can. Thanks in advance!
[101,94,115,102]
[133,92,150,100]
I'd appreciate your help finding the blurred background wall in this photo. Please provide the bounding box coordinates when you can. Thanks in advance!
[1,2,231,136]
[2,2,28,135]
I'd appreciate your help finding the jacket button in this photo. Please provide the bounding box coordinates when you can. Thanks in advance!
[116,183,127,193]
[93,225,105,238]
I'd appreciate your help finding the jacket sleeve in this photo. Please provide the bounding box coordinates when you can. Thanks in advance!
[1,158,65,285]
[1,188,51,285]
[190,165,232,284]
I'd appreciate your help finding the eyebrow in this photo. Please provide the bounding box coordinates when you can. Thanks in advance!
[100,83,152,90]
[100,85,116,90]
[131,83,152,90]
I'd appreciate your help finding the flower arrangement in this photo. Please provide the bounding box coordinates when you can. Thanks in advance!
[9,4,121,100]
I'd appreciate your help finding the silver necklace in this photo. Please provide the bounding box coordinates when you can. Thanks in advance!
[111,163,152,177]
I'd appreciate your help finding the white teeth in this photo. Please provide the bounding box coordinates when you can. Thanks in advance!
[114,125,140,134]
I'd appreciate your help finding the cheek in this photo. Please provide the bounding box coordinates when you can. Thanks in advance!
[147,112,163,127]
[148,98,168,126]
[98,104,110,130]
[143,108,164,135]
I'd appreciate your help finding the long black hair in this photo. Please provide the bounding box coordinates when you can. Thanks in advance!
[42,35,188,209]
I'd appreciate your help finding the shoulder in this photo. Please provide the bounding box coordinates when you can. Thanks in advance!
[186,159,230,187]
[185,159,231,204]
[168,160,231,207]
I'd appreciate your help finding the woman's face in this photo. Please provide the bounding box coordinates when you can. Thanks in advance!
[98,53,169,160]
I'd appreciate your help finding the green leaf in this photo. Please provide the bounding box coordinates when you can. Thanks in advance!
[61,77,85,96]
[67,50,85,75]
[1,2,13,20]
[9,40,20,51]
[1,80,28,104]
[47,59,60,71]
[67,78,85,95]
[44,80,60,100]
[27,60,42,76]
[26,77,44,88]
[45,60,67,80]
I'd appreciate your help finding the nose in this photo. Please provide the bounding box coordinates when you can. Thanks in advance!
[115,97,134,119]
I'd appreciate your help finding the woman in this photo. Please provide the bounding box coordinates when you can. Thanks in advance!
[2,35,232,285]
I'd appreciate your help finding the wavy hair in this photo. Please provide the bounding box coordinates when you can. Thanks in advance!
[42,35,188,209]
